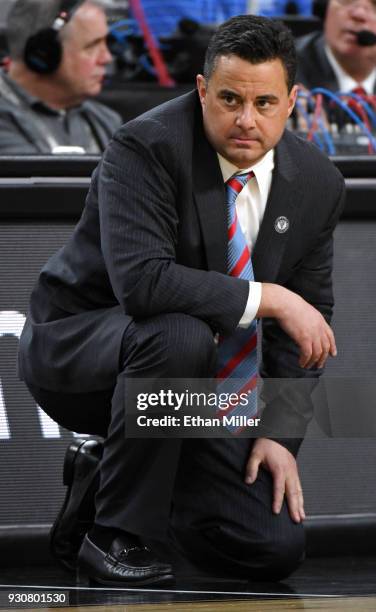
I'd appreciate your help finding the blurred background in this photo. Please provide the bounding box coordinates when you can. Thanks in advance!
[2,0,375,156]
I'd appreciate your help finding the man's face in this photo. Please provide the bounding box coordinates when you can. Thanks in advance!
[55,2,112,103]
[325,0,376,64]
[196,55,297,168]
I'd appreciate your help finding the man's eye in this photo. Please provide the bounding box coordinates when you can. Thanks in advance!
[223,95,237,105]
[257,99,270,109]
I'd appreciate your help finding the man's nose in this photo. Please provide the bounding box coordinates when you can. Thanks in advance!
[99,41,113,65]
[236,104,257,129]
[348,0,373,20]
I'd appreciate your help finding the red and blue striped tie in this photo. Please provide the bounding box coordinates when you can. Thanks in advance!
[216,171,258,434]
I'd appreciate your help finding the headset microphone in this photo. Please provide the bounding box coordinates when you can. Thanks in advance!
[357,30,376,46]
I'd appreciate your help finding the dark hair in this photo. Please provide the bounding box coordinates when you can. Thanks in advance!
[203,15,297,92]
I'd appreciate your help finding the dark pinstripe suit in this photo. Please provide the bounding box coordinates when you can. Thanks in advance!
[18,90,345,579]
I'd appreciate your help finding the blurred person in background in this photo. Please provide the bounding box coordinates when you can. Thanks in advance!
[296,0,376,93]
[0,0,122,154]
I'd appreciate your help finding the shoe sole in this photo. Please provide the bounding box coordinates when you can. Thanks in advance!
[77,571,175,588]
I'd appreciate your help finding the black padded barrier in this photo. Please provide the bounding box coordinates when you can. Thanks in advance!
[0,156,376,564]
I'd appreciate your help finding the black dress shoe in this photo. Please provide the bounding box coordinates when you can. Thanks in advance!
[50,439,103,571]
[77,533,175,587]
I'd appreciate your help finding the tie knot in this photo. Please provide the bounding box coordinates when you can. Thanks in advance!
[226,171,254,196]
[352,86,367,97]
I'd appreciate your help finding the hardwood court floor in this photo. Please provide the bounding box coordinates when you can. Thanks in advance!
[2,598,376,612]
[1,556,376,610]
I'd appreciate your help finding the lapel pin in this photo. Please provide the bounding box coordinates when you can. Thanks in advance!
[274,216,289,234]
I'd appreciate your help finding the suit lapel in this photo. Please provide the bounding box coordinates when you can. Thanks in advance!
[192,111,303,281]
[253,134,302,282]
[314,34,339,90]
[193,105,227,274]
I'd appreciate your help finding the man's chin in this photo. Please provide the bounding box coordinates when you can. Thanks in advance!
[86,84,103,98]
[337,41,369,57]
[225,148,264,168]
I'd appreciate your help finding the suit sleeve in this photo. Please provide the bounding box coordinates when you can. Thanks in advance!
[98,121,250,335]
[259,173,346,456]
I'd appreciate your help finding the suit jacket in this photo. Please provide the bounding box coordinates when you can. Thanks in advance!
[19,90,345,453]
[296,31,376,93]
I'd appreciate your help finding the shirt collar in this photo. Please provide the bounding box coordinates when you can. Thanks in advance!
[217,149,275,203]
[1,70,69,116]
[324,44,376,94]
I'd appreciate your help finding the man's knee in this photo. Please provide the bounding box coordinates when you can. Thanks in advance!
[226,523,305,580]
[178,522,305,581]
[121,313,217,377]
[260,524,306,580]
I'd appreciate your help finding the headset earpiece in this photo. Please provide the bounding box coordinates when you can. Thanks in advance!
[24,28,63,74]
[23,0,83,74]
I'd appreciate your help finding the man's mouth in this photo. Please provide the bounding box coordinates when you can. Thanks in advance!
[344,29,362,41]
[230,136,260,145]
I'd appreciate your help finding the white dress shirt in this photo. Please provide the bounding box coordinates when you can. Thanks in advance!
[325,44,376,94]
[218,149,275,327]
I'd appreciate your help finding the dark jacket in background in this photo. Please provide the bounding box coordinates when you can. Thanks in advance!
[296,32,340,91]
[0,70,122,154]
[296,31,376,94]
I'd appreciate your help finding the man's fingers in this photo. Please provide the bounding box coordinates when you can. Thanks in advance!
[298,339,312,368]
[247,440,305,523]
[305,337,323,369]
[285,478,305,523]
[317,326,337,367]
[299,325,337,369]
[300,497,306,520]
[278,292,338,369]
[245,453,261,484]
[272,469,285,514]
[317,338,331,369]
[328,326,337,357]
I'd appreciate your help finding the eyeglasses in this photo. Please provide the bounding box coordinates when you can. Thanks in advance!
[333,0,376,14]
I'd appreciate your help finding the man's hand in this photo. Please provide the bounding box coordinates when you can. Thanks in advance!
[257,283,337,369]
[245,438,305,524]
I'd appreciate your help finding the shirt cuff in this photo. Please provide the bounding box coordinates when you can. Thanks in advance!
[238,281,262,327]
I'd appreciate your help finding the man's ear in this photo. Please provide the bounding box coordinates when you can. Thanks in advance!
[196,74,207,109]
[287,84,299,117]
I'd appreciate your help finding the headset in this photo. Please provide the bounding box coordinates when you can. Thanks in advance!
[311,0,328,19]
[23,0,85,74]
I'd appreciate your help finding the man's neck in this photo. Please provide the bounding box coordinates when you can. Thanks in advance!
[329,47,375,83]
[8,61,81,110]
